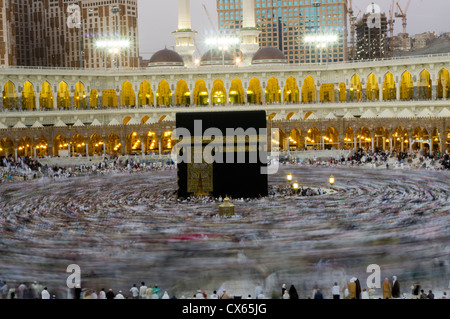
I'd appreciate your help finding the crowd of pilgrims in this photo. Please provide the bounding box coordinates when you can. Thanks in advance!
[0,148,449,184]
[0,278,446,300]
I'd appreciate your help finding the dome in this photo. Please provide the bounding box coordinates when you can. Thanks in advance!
[200,49,238,66]
[252,47,287,64]
[149,49,184,67]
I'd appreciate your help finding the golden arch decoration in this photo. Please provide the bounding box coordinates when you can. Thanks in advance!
[324,127,339,150]
[102,89,118,108]
[90,89,98,108]
[400,71,414,100]
[53,135,68,157]
[175,79,190,106]
[36,137,49,157]
[89,134,104,156]
[120,81,136,107]
[74,82,87,109]
[70,134,87,156]
[229,78,245,104]
[374,127,389,151]
[156,80,172,106]
[338,83,347,102]
[162,131,174,153]
[138,81,154,106]
[22,81,37,110]
[306,127,321,150]
[265,77,281,104]
[392,127,410,152]
[247,78,262,104]
[288,128,304,150]
[437,69,449,99]
[320,83,335,103]
[344,127,354,149]
[106,134,122,155]
[418,70,432,100]
[350,74,362,101]
[193,79,208,106]
[2,81,18,110]
[366,73,379,101]
[17,136,33,157]
[146,131,158,154]
[211,79,226,105]
[127,132,142,154]
[39,81,54,109]
[302,76,316,103]
[356,127,372,149]
[283,77,299,103]
[383,72,396,101]
[123,116,132,125]
[57,82,70,109]
[0,138,14,158]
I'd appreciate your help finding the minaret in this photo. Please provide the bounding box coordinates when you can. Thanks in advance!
[173,0,197,66]
[240,0,261,65]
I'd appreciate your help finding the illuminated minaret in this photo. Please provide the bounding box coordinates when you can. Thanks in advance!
[240,0,260,65]
[173,0,196,66]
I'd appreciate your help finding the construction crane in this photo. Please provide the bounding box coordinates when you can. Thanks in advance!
[388,0,396,56]
[395,0,412,56]
[348,0,357,60]
[202,3,218,33]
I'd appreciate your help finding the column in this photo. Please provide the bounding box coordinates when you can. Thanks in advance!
[15,148,18,161]
[396,85,401,101]
[35,95,39,110]
[354,134,357,150]
[286,136,290,152]
[430,139,433,154]
[379,87,383,101]
[68,144,71,157]
[86,143,89,157]
[141,141,145,156]
[316,86,320,103]
[158,141,162,156]
[390,137,393,153]
[34,147,37,159]
[371,136,375,152]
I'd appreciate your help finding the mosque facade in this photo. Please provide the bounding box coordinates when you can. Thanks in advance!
[0,0,449,159]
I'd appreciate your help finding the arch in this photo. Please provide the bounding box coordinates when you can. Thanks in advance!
[39,81,54,109]
[22,81,37,110]
[88,134,104,156]
[366,73,379,101]
[0,138,14,158]
[102,89,118,108]
[301,76,316,103]
[344,127,354,149]
[126,132,142,154]
[120,81,136,107]
[323,127,339,150]
[320,83,335,103]
[146,131,158,154]
[383,72,397,101]
[267,113,277,121]
[288,128,304,151]
[90,89,98,108]
[411,127,430,152]
[156,80,172,106]
[392,127,410,152]
[175,79,190,106]
[229,78,245,104]
[211,79,227,105]
[106,134,121,155]
[2,81,18,110]
[418,70,432,100]
[162,131,174,154]
[70,134,87,157]
[306,127,321,150]
[247,77,262,104]
[57,81,70,109]
[350,74,362,101]
[53,135,68,157]
[17,136,33,157]
[35,136,49,157]
[283,76,299,103]
[437,68,449,99]
[374,127,389,151]
[400,71,414,100]
[141,116,150,125]
[193,79,209,106]
[356,127,372,149]
[265,77,281,104]
[74,82,87,109]
[123,116,132,125]
[338,83,347,102]
[138,81,154,106]
[444,127,450,153]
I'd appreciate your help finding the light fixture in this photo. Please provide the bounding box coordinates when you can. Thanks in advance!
[329,175,335,186]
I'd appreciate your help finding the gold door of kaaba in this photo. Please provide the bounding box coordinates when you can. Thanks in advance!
[187,162,213,196]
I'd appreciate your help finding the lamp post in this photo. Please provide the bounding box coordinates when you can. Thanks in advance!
[329,175,335,187]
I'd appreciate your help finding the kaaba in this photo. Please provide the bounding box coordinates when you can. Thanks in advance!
[175,111,268,199]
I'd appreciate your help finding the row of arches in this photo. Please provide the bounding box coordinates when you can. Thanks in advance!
[2,125,449,159]
[274,126,450,153]
[2,69,449,110]
[0,131,175,158]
